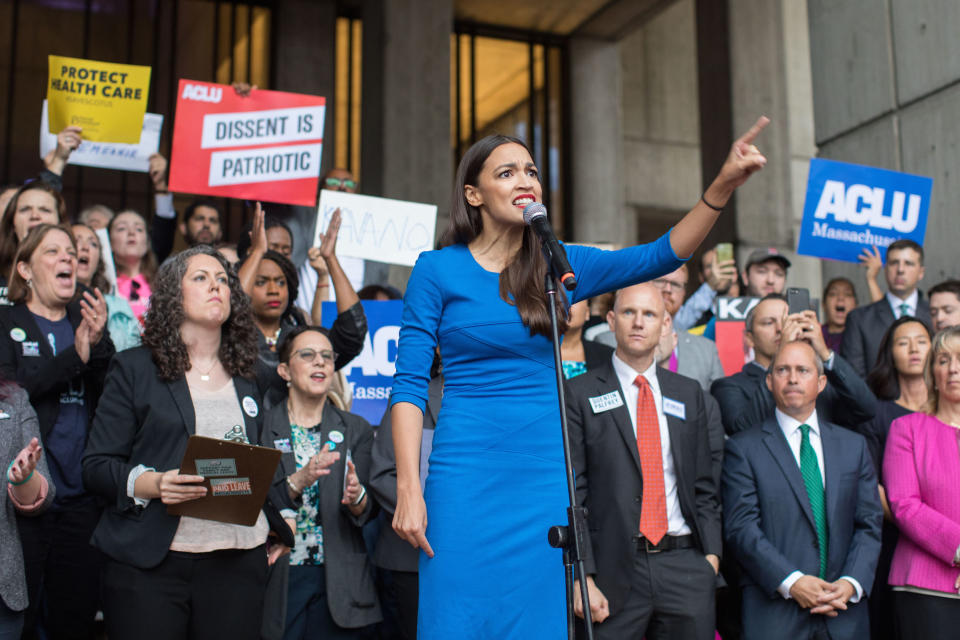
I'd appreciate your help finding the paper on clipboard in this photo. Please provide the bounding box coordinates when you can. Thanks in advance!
[168,435,281,526]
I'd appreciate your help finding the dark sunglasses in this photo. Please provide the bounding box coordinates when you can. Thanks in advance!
[324,177,357,190]
[129,278,141,302]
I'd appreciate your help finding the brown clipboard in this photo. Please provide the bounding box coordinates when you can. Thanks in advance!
[167,435,282,526]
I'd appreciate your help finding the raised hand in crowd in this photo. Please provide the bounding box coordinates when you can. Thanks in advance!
[148,153,168,193]
[705,250,737,293]
[286,443,339,501]
[858,245,885,303]
[74,288,108,364]
[572,576,610,623]
[233,81,258,97]
[781,309,832,361]
[43,125,82,176]
[308,207,340,317]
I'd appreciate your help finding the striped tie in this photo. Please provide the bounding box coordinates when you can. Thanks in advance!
[799,424,828,578]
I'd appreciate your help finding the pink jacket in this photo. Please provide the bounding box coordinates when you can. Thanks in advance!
[884,412,960,593]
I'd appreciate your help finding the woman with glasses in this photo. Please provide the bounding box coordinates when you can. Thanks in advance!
[265,325,380,638]
[108,210,158,326]
[240,205,366,409]
[82,245,295,639]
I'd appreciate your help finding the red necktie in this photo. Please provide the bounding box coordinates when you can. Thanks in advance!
[634,374,668,544]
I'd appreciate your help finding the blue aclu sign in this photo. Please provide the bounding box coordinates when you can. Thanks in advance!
[797,158,932,263]
[321,300,402,426]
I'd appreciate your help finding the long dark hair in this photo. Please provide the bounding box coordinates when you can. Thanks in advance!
[142,245,259,381]
[0,182,68,281]
[866,315,933,400]
[442,135,567,336]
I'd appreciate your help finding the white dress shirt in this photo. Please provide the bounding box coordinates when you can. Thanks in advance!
[611,353,691,536]
[886,289,919,319]
[773,408,863,603]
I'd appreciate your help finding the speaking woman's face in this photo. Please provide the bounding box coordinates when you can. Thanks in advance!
[72,224,102,287]
[465,142,543,229]
[18,228,77,308]
[279,331,335,398]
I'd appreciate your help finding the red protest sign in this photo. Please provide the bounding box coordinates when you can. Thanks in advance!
[169,80,325,206]
[715,296,759,376]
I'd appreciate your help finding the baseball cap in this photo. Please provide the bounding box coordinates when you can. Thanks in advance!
[744,247,791,271]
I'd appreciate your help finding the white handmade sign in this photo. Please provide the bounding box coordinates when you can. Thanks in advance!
[315,190,437,267]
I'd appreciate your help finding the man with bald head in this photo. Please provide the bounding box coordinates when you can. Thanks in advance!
[593,265,725,390]
[567,283,722,639]
[722,341,882,640]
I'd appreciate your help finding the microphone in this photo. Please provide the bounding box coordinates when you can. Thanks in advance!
[523,202,577,291]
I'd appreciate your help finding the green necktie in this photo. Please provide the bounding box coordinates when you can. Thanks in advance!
[899,303,911,318]
[799,424,828,578]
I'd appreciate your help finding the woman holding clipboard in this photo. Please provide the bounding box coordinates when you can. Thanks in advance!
[390,118,769,638]
[82,245,295,640]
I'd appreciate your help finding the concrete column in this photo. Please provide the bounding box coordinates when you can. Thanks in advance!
[728,0,820,294]
[361,0,452,289]
[568,36,626,245]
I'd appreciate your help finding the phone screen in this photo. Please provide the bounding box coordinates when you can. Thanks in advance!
[716,242,733,264]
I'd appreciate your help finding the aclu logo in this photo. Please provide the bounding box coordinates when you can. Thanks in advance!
[182,84,222,104]
[813,179,921,233]
[342,326,399,378]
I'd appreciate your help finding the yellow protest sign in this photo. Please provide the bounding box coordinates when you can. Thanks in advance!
[47,55,151,143]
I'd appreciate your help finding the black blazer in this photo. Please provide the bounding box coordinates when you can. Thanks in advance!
[369,375,443,573]
[0,300,114,441]
[841,297,931,378]
[264,401,381,628]
[582,337,614,372]
[81,347,294,569]
[567,361,722,616]
[710,354,876,436]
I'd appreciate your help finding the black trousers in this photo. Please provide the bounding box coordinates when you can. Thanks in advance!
[376,569,418,640]
[590,546,716,640]
[894,590,960,640]
[17,499,104,640]
[102,545,268,640]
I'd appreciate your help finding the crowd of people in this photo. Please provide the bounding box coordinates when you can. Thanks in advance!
[0,98,957,640]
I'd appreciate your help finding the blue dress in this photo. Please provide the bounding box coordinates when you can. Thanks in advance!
[390,234,684,639]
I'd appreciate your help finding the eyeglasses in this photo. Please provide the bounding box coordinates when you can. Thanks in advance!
[324,177,357,190]
[652,278,685,293]
[292,348,337,365]
[129,278,141,302]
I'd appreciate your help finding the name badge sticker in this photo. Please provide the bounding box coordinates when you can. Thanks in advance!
[328,430,344,444]
[589,391,624,414]
[22,341,40,357]
[663,397,686,420]
[0,411,10,420]
[9,328,25,342]
[273,438,292,453]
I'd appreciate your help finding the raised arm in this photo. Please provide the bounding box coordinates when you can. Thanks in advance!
[670,117,769,259]
[238,202,267,296]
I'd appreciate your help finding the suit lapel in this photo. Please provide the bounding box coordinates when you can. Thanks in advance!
[167,377,196,437]
[657,370,687,480]
[761,418,816,531]
[594,362,643,478]
[820,421,843,528]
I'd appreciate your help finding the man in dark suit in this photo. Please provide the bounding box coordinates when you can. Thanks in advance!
[711,293,875,435]
[723,340,882,640]
[842,239,930,377]
[567,283,721,639]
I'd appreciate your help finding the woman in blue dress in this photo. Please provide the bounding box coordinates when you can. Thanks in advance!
[390,118,770,639]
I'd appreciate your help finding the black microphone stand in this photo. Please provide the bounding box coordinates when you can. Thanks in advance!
[541,243,595,640]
